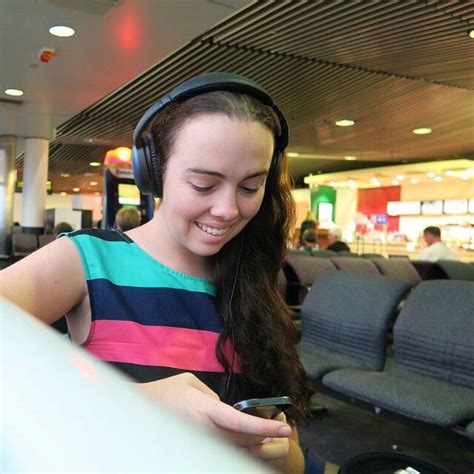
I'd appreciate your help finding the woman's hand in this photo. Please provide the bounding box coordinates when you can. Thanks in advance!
[137,373,292,449]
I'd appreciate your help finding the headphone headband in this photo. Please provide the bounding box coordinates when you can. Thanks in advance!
[132,72,289,197]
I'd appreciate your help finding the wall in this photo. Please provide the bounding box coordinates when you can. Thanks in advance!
[291,188,311,228]
[14,193,102,226]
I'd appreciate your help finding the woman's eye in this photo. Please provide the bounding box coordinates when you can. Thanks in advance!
[241,186,259,194]
[191,183,214,193]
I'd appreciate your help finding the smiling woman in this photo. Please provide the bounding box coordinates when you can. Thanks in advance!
[0,73,316,474]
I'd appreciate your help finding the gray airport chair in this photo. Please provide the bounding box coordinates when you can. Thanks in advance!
[298,271,410,380]
[372,258,422,287]
[12,233,38,257]
[311,249,337,258]
[436,260,474,281]
[330,256,380,275]
[323,281,474,429]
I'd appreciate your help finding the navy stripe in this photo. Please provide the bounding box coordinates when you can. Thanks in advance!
[88,279,222,332]
[69,228,132,242]
[109,362,267,405]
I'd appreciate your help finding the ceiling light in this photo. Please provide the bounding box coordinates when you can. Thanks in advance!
[60,173,70,178]
[434,176,442,182]
[427,172,436,178]
[469,29,474,39]
[329,181,336,186]
[89,181,98,186]
[371,178,381,187]
[60,192,67,196]
[5,88,24,96]
[412,127,432,135]
[89,162,101,167]
[287,152,299,157]
[392,180,400,185]
[94,192,101,196]
[344,156,357,161]
[396,175,404,181]
[444,170,454,176]
[335,119,355,127]
[73,187,80,192]
[49,25,75,37]
[348,179,357,188]
[410,178,419,184]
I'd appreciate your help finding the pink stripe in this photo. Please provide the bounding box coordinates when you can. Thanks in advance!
[84,320,241,373]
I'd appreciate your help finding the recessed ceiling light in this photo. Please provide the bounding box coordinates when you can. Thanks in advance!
[5,88,24,96]
[371,178,381,187]
[412,127,432,135]
[60,173,70,178]
[434,176,442,182]
[89,162,101,167]
[469,29,474,39]
[348,179,357,188]
[89,181,98,186]
[392,180,400,185]
[344,156,357,161]
[73,187,80,192]
[60,192,67,196]
[287,152,299,157]
[444,170,455,176]
[410,178,419,184]
[396,175,404,181]
[427,172,436,178]
[49,25,75,37]
[335,119,355,127]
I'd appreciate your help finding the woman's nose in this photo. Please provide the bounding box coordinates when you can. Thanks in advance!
[210,190,240,220]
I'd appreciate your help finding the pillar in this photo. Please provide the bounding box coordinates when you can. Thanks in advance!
[0,136,17,256]
[21,138,49,235]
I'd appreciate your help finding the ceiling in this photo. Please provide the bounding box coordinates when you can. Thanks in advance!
[2,0,474,194]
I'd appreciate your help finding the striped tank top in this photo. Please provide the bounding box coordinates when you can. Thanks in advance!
[68,228,260,403]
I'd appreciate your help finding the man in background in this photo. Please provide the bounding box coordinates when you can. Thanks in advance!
[326,228,350,253]
[417,226,459,262]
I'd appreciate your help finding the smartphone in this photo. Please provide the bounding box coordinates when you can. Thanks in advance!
[233,396,292,419]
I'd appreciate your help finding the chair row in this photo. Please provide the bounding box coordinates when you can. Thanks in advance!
[12,233,55,257]
[298,271,474,439]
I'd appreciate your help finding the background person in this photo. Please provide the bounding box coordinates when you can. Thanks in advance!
[299,210,317,246]
[326,228,350,253]
[0,73,323,473]
[299,229,319,254]
[417,226,459,262]
[115,207,142,232]
[53,222,73,235]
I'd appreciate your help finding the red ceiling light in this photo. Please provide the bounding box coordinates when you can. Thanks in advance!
[39,47,56,63]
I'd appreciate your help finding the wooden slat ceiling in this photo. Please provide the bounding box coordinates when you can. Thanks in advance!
[17,0,474,193]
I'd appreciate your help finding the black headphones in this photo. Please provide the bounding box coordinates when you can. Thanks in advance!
[132,72,289,198]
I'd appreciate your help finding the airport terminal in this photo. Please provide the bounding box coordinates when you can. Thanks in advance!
[1,1,473,473]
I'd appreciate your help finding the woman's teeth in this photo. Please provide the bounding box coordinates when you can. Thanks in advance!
[197,223,229,236]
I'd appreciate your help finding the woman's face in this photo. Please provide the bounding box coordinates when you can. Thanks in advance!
[157,114,274,263]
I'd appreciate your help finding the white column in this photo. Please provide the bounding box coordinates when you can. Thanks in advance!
[21,138,49,233]
[0,136,17,255]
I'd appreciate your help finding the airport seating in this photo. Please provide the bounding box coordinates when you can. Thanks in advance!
[311,249,337,258]
[12,233,38,257]
[38,234,56,247]
[372,258,422,287]
[298,271,410,380]
[323,280,474,431]
[466,421,474,440]
[435,260,474,281]
[330,256,380,275]
[337,251,361,257]
[362,253,385,259]
[411,260,448,280]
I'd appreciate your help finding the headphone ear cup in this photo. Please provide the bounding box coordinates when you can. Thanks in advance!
[144,132,163,199]
[132,142,154,196]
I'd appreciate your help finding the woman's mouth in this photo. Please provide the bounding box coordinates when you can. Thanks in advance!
[196,222,231,236]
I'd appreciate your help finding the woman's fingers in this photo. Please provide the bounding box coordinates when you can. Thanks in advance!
[247,437,290,460]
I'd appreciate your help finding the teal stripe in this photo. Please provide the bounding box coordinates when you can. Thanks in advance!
[69,234,216,296]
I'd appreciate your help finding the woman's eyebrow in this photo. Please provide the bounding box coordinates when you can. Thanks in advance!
[185,168,268,179]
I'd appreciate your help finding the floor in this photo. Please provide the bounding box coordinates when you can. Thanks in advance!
[298,392,474,474]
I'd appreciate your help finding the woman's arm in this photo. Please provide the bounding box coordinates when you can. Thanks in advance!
[0,237,86,324]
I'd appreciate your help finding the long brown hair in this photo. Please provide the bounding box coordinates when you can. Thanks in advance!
[150,91,312,420]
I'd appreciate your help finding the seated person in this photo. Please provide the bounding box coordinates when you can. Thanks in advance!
[417,226,459,262]
[115,207,142,232]
[299,229,319,254]
[326,228,350,252]
[53,222,73,235]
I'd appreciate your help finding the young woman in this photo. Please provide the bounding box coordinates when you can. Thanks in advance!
[0,73,320,473]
